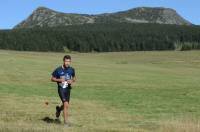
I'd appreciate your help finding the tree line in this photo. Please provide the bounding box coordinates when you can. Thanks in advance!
[0,23,200,52]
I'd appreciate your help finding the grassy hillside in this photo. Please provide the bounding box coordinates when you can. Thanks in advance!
[0,50,200,131]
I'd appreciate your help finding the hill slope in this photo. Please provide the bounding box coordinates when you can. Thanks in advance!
[14,7,192,28]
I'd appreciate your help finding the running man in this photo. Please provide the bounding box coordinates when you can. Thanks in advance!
[51,55,76,126]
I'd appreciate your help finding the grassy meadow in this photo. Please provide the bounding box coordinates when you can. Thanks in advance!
[0,50,200,132]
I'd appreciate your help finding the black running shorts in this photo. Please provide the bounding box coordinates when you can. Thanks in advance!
[58,87,71,103]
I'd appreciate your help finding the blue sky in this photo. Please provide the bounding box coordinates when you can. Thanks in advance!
[0,0,199,29]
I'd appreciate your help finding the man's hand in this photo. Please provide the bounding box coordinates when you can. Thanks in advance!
[67,79,73,84]
[67,77,76,84]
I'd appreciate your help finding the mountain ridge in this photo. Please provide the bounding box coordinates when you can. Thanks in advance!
[14,6,192,29]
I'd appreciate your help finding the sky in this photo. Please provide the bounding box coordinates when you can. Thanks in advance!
[0,0,199,29]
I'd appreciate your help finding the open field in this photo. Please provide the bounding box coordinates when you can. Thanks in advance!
[0,50,200,131]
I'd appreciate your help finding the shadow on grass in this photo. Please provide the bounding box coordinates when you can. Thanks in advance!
[41,116,61,124]
[41,117,83,127]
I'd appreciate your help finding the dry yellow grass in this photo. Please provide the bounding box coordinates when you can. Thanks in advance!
[158,117,200,132]
[1,93,199,132]
[0,94,142,132]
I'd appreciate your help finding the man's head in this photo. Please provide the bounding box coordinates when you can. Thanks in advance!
[63,55,71,67]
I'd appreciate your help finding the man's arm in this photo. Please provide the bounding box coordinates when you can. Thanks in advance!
[51,76,64,83]
[67,68,76,84]
[51,68,64,83]
[72,76,76,83]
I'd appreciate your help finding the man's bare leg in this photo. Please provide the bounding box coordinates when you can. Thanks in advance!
[63,101,69,124]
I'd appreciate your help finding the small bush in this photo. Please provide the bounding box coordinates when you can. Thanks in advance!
[174,41,200,51]
[63,46,71,53]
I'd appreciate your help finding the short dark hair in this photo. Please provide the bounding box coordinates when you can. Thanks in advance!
[63,55,71,61]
